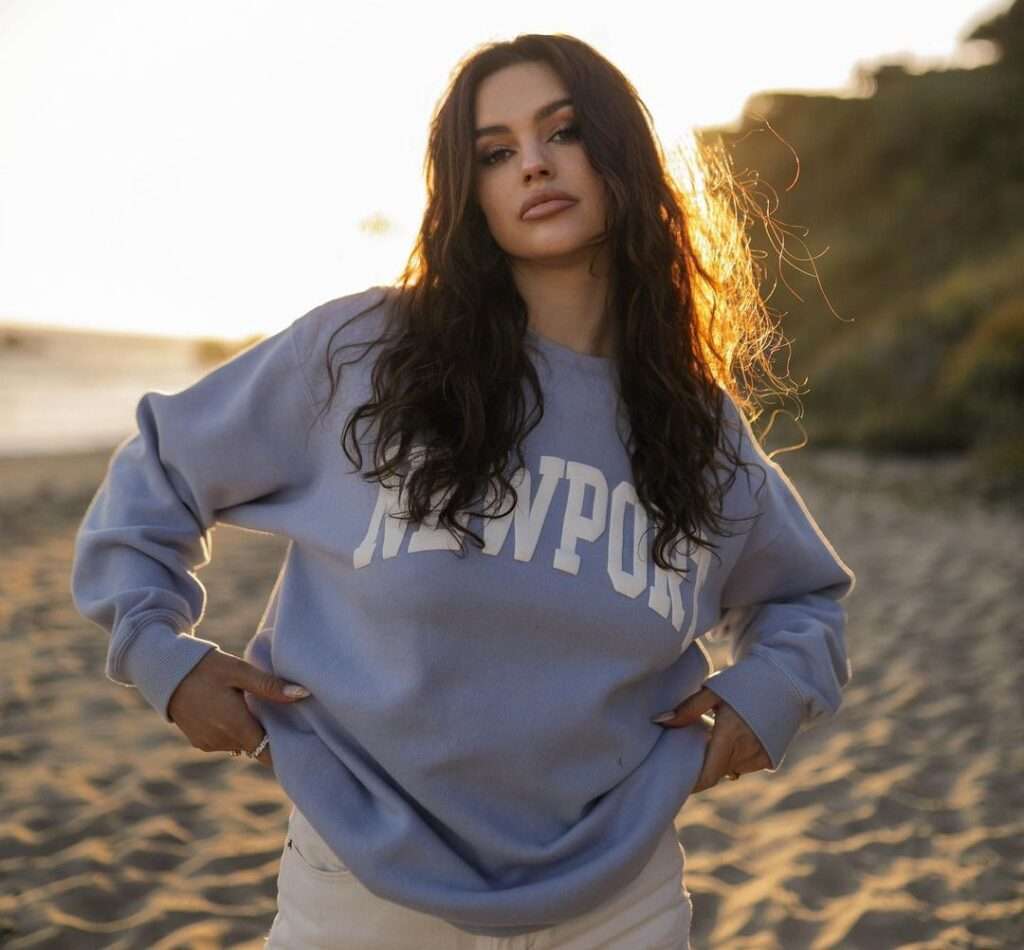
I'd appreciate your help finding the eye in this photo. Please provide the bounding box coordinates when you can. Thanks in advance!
[477,123,582,167]
[478,147,511,168]
[552,123,581,143]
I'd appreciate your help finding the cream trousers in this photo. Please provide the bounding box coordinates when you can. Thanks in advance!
[264,804,692,949]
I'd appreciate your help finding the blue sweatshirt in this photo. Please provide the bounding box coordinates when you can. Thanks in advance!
[70,285,855,938]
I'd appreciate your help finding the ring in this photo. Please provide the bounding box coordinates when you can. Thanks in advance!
[227,731,269,760]
[245,732,271,760]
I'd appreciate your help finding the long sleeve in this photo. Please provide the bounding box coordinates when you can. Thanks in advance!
[701,392,856,771]
[70,316,320,724]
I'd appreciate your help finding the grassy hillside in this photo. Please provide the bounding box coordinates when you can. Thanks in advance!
[698,0,1024,505]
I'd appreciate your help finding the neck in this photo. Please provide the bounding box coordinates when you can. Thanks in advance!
[510,246,616,359]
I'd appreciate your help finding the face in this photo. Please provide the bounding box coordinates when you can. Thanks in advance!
[472,61,610,267]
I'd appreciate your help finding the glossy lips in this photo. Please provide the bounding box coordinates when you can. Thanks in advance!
[520,189,578,220]
[522,198,577,220]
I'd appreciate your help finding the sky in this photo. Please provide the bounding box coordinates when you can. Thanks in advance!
[0,0,1013,341]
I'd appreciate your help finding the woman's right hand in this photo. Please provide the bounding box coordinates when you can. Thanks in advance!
[167,649,311,769]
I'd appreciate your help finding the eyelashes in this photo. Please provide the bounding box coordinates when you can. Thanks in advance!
[477,124,582,167]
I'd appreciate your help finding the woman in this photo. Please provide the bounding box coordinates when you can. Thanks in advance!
[71,33,855,949]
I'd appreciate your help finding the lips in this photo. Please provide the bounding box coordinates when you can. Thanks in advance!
[522,199,577,221]
[520,190,578,220]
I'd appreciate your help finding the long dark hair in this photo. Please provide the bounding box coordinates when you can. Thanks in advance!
[313,33,798,575]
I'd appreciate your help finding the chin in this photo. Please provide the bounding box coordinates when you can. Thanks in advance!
[507,245,593,267]
[507,228,607,263]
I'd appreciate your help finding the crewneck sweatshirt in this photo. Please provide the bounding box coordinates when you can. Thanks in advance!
[70,285,856,937]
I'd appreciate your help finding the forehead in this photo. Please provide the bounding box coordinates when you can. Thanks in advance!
[474,61,571,124]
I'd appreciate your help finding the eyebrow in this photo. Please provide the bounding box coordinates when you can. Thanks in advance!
[474,97,574,140]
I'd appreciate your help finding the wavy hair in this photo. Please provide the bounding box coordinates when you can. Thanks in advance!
[313,33,800,574]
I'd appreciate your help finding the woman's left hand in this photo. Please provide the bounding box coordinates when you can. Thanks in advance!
[652,686,772,792]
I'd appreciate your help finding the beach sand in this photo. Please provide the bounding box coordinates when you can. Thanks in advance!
[0,447,1021,948]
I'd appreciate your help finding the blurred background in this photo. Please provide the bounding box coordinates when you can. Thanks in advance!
[2,0,1021,501]
[1,2,1021,948]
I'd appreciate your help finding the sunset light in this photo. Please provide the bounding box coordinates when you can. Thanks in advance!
[0,0,1009,340]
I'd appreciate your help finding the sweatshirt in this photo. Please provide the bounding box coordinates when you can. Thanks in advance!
[70,285,856,938]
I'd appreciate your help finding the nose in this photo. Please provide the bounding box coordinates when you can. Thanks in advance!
[521,143,552,182]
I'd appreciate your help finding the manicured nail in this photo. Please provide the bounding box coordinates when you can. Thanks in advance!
[283,684,311,698]
[651,711,676,723]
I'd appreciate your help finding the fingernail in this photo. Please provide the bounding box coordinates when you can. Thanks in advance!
[283,684,310,698]
[651,711,676,723]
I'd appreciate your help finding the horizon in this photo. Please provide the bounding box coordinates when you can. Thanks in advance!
[0,0,1012,341]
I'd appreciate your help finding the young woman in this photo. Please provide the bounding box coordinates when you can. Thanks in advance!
[71,33,855,950]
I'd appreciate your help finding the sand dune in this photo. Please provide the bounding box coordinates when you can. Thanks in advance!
[0,447,1021,948]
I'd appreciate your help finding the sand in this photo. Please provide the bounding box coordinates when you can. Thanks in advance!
[0,446,1021,949]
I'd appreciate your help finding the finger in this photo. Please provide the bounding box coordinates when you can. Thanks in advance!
[737,742,772,774]
[728,728,770,773]
[235,713,270,761]
[224,654,311,704]
[692,722,736,792]
[674,687,722,727]
[651,687,720,727]
[712,703,773,773]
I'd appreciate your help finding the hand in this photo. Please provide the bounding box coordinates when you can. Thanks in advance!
[652,686,772,792]
[167,649,311,770]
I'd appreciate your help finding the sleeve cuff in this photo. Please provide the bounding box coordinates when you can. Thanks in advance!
[118,621,220,724]
[703,652,806,770]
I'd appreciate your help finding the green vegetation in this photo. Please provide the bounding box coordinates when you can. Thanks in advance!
[698,0,1024,505]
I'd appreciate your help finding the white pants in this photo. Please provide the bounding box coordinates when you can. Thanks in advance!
[265,805,692,949]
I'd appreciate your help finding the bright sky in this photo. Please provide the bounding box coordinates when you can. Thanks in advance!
[0,0,1012,341]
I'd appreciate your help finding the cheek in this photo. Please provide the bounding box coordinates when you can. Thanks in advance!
[476,181,504,225]
[477,183,518,240]
[589,180,612,230]
[583,171,608,211]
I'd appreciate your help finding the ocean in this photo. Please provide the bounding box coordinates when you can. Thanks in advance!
[0,323,254,458]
